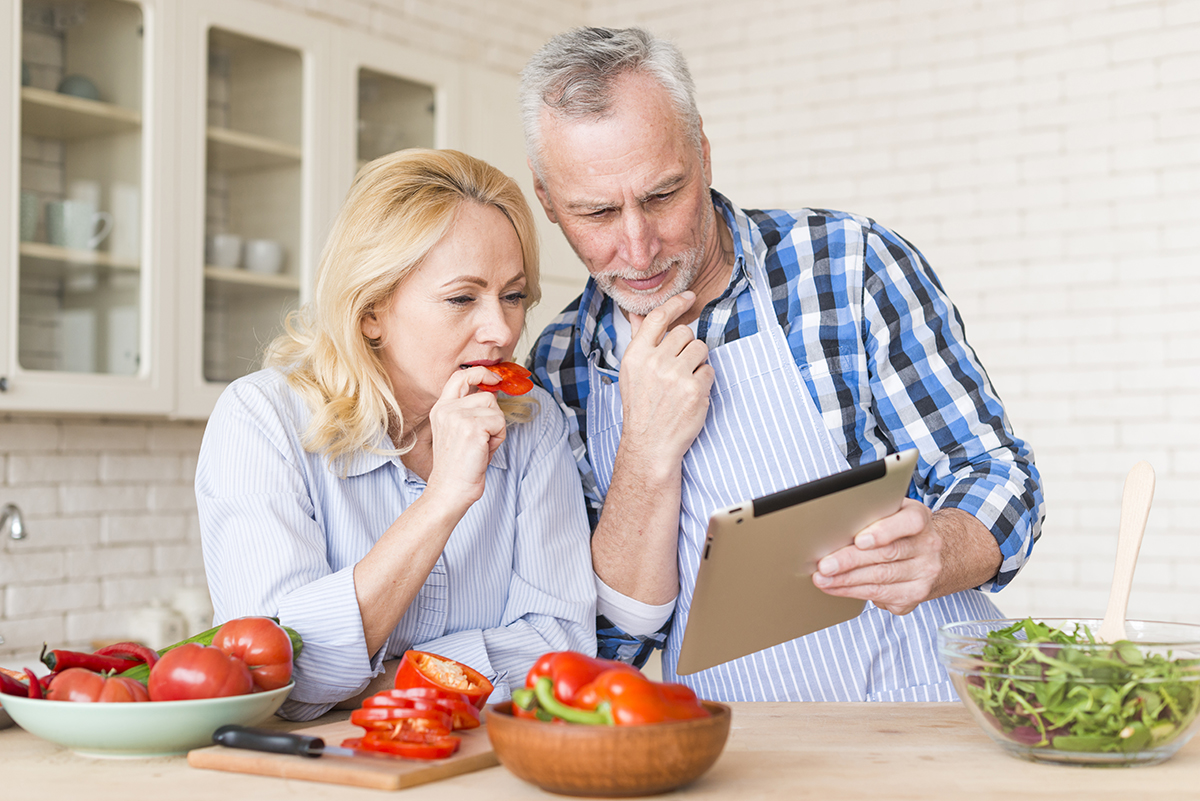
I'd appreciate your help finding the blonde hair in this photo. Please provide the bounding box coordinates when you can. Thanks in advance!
[264,148,541,471]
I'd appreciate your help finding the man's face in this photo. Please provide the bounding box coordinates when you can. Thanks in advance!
[532,72,718,317]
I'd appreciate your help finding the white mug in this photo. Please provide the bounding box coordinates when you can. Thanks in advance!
[45,199,112,251]
[244,238,285,274]
[205,233,242,268]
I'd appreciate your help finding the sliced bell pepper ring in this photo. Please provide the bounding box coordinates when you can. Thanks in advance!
[393,650,493,711]
[524,650,641,707]
[343,733,461,760]
[476,362,534,396]
[349,706,453,738]
[363,690,481,730]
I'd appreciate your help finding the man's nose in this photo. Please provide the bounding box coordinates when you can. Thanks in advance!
[619,211,659,271]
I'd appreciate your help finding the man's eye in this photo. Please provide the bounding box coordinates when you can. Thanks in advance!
[652,191,675,203]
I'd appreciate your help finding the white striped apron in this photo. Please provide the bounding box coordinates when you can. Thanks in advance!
[585,231,1001,702]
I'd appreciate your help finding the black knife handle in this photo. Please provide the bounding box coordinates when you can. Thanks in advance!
[212,724,325,757]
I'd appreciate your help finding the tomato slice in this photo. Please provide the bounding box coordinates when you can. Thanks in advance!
[393,650,494,711]
[476,362,534,396]
[343,734,461,760]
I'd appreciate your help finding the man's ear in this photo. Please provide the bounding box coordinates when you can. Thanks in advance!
[529,159,558,224]
[699,116,713,187]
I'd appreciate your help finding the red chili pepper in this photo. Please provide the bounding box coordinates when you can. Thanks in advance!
[94,641,160,670]
[0,670,30,697]
[476,362,534,396]
[40,644,138,674]
[23,667,43,699]
[343,733,461,760]
[524,651,641,707]
[393,650,493,711]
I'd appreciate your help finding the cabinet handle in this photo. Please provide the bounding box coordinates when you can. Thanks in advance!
[0,376,7,392]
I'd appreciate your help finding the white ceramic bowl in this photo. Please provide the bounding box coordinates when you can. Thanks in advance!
[0,683,292,758]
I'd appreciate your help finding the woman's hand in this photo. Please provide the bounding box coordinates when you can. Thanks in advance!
[424,366,508,510]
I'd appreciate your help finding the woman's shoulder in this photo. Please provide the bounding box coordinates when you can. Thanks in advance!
[211,367,312,439]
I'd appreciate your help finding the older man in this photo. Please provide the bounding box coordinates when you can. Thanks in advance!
[521,26,1044,701]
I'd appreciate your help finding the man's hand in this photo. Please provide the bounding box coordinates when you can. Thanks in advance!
[621,291,715,470]
[811,503,1002,615]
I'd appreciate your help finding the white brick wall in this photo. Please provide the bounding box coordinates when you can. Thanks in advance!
[589,0,1200,625]
[4,1,1198,667]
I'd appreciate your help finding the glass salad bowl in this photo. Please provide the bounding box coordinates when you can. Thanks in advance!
[938,618,1200,767]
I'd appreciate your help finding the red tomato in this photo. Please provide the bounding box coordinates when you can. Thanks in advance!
[212,617,294,691]
[476,362,534,396]
[45,667,149,703]
[394,650,493,711]
[147,643,253,701]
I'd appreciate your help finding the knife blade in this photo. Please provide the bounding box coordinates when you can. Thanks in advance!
[212,724,388,760]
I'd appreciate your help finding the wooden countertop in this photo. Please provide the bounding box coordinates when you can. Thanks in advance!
[3,702,1198,799]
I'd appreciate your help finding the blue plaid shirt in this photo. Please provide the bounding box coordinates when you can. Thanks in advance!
[529,191,1045,666]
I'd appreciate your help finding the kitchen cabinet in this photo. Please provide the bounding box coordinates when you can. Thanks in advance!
[1,0,176,414]
[1,0,562,420]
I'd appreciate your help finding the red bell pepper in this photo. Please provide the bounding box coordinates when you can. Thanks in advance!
[363,688,481,730]
[393,650,493,711]
[524,651,640,707]
[349,706,454,740]
[476,362,534,396]
[342,733,461,760]
[531,667,711,726]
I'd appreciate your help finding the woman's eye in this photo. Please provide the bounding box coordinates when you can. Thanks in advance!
[504,291,529,304]
[447,295,475,306]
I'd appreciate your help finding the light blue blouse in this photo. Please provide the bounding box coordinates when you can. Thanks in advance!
[196,368,597,721]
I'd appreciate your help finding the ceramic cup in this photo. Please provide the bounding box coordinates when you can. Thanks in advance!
[57,74,100,101]
[243,238,285,274]
[205,233,242,268]
[45,199,112,250]
[19,192,39,242]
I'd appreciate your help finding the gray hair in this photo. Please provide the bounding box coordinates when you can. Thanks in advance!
[519,27,702,180]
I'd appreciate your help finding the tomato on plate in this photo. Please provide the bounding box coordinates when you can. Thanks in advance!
[212,616,294,691]
[45,667,149,703]
[476,362,534,396]
[393,650,493,711]
[147,643,253,701]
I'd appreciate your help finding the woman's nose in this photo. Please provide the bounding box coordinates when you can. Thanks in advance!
[476,299,519,345]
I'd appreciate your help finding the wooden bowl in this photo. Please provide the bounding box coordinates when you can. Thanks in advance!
[485,700,731,797]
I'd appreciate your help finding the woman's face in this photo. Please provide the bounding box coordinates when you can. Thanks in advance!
[362,201,528,422]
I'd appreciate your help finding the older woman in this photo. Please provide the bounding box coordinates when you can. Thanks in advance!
[196,149,596,721]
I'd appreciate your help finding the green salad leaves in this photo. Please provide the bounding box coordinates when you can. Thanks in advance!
[965,618,1200,754]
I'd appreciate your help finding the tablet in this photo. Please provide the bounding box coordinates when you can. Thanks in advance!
[675,449,919,676]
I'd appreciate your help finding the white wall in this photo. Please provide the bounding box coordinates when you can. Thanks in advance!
[587,0,1200,623]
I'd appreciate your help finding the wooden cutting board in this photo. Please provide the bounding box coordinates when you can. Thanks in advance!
[187,717,498,791]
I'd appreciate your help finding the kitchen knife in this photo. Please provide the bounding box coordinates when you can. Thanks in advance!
[212,724,388,759]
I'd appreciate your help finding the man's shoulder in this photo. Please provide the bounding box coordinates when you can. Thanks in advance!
[529,293,586,372]
[742,206,879,241]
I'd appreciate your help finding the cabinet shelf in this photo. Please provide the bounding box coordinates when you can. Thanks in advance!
[204,265,299,291]
[20,87,142,140]
[207,126,302,172]
[20,241,140,272]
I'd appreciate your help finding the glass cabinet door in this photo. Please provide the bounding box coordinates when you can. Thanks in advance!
[202,27,301,384]
[18,0,144,375]
[356,68,434,166]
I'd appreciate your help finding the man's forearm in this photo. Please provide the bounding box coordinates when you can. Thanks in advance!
[590,446,682,606]
[930,508,1003,600]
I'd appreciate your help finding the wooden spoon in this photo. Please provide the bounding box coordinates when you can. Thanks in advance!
[1096,461,1156,643]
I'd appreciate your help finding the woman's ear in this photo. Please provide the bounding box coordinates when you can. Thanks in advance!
[361,311,381,341]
